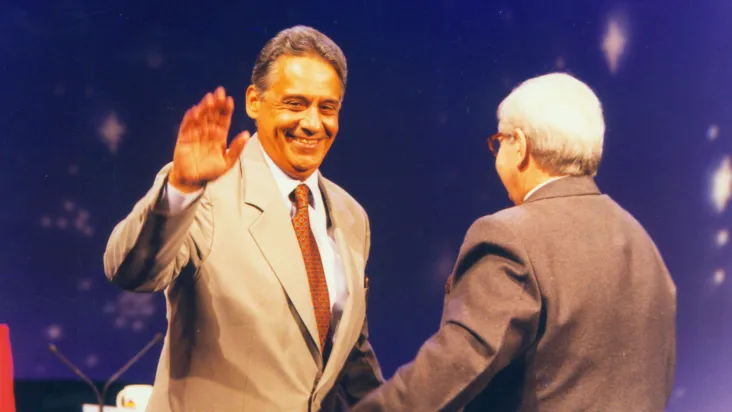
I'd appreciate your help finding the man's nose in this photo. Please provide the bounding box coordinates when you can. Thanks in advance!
[300,106,324,135]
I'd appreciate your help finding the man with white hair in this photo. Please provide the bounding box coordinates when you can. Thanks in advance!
[352,72,677,411]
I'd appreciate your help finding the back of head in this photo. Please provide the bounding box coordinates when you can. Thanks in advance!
[497,73,605,176]
[251,25,348,95]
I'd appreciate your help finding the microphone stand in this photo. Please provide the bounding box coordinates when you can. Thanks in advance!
[48,333,163,412]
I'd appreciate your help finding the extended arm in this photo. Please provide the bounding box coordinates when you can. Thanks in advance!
[103,87,248,292]
[352,216,542,411]
[103,164,212,292]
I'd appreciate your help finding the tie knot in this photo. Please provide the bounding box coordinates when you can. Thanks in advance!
[292,184,311,209]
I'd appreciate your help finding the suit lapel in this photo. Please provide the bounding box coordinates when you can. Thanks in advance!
[237,137,365,377]
[316,177,365,391]
[241,136,321,351]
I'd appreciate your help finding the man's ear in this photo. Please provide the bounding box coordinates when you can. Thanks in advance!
[514,128,530,170]
[245,85,261,120]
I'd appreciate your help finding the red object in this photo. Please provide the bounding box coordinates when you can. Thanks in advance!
[0,324,16,412]
[291,184,332,351]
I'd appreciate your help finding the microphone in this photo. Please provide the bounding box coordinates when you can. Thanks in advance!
[48,333,163,412]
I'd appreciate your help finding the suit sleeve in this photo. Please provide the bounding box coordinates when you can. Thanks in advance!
[352,216,542,412]
[103,163,214,292]
[332,213,385,406]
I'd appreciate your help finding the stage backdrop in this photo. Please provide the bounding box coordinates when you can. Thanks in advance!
[1,1,730,411]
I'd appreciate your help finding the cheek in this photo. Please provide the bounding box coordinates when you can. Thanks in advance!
[495,155,513,181]
[272,110,301,131]
[323,117,339,137]
[495,163,507,183]
[495,153,507,172]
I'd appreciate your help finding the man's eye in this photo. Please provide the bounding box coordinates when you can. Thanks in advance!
[286,101,305,109]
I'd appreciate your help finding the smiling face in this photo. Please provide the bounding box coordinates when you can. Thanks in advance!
[246,55,343,181]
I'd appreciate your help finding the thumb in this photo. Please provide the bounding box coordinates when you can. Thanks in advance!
[225,130,251,168]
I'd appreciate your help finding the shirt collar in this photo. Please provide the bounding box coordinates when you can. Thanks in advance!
[524,176,566,202]
[259,144,322,208]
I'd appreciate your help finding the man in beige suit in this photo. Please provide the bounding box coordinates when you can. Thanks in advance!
[104,26,383,411]
[353,73,676,411]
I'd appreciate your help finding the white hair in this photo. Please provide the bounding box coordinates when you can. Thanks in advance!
[497,72,605,176]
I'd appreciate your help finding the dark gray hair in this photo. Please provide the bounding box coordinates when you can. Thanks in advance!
[251,26,347,95]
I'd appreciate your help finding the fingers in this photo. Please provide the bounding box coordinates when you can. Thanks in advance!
[225,130,251,167]
[214,86,226,102]
[178,108,200,142]
[179,87,233,145]
[204,93,215,109]
[203,86,234,129]
[199,92,216,129]
[200,86,231,115]
[214,89,234,126]
[220,96,234,130]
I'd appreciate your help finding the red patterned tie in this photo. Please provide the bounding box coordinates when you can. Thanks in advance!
[291,184,331,351]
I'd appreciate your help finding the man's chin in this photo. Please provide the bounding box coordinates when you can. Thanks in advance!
[294,165,319,177]
[284,160,320,179]
[288,154,322,170]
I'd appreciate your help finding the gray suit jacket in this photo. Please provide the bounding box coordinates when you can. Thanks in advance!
[353,176,676,412]
[103,136,383,412]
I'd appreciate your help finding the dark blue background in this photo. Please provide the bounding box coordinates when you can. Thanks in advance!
[1,1,730,410]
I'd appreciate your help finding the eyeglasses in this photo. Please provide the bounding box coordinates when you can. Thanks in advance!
[487,133,507,157]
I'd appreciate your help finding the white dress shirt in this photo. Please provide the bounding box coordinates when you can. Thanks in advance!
[524,176,566,201]
[162,147,349,340]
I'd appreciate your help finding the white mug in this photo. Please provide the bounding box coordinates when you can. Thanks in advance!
[116,384,153,411]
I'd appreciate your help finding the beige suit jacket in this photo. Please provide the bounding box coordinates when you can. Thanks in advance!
[104,136,382,412]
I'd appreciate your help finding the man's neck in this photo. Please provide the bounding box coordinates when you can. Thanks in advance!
[523,175,566,202]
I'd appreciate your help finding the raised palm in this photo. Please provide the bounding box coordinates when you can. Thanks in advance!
[169,87,249,192]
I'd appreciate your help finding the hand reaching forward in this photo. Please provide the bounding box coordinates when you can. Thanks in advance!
[168,87,250,193]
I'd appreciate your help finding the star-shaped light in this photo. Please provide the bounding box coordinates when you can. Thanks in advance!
[73,208,94,237]
[85,354,100,368]
[132,320,145,332]
[711,155,732,213]
[555,56,566,69]
[106,292,156,331]
[431,245,456,289]
[45,324,63,341]
[99,112,126,154]
[147,50,164,69]
[602,19,627,74]
[56,218,68,230]
[78,278,93,291]
[671,387,687,402]
[717,229,729,247]
[713,269,725,286]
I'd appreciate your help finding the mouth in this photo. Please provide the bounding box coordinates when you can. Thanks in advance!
[286,132,322,150]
